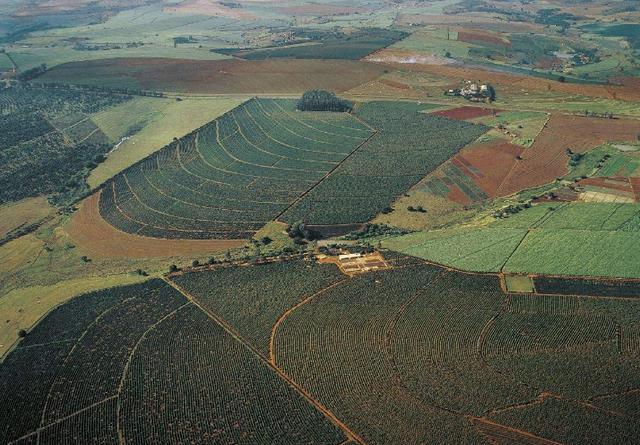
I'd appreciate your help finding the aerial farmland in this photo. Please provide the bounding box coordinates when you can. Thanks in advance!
[1,1,640,444]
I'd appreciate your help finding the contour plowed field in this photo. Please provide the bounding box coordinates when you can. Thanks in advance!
[97,98,373,240]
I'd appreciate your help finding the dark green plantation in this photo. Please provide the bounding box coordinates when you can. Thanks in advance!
[2,257,638,445]
[97,98,373,239]
[214,28,407,60]
[98,99,487,239]
[0,85,130,204]
[281,102,489,224]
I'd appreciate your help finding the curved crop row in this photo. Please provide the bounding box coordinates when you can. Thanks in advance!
[98,98,372,239]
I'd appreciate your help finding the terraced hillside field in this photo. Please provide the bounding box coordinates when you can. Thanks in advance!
[97,99,488,240]
[98,98,374,240]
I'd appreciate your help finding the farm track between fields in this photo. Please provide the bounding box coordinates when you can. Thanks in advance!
[163,278,368,445]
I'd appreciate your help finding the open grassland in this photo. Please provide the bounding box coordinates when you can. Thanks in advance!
[6,45,231,71]
[282,101,488,225]
[97,98,373,240]
[0,278,347,444]
[3,258,640,444]
[88,96,244,188]
[38,58,387,94]
[385,202,640,278]
[0,197,53,240]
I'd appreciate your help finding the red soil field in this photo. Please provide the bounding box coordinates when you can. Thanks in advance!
[580,177,635,194]
[452,140,523,198]
[457,29,510,47]
[41,58,387,94]
[496,114,640,196]
[446,183,473,206]
[432,106,500,120]
[66,192,244,259]
[631,178,640,202]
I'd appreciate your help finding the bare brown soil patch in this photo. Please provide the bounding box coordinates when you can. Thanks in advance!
[457,29,510,47]
[631,178,640,202]
[66,192,244,259]
[497,115,640,196]
[42,58,386,94]
[379,62,640,102]
[454,140,523,197]
[432,106,500,121]
[580,177,634,194]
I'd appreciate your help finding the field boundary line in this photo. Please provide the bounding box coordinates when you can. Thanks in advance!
[163,277,368,445]
[38,296,138,432]
[274,129,379,221]
[116,301,192,445]
[380,276,467,416]
[268,278,349,365]
[470,417,564,445]
[497,229,532,274]
[10,396,118,445]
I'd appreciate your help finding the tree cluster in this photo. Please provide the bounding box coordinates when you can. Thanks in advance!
[296,90,353,112]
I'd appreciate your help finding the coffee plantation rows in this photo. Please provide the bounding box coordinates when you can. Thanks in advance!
[120,304,346,445]
[98,98,373,239]
[173,260,345,355]
[534,275,640,297]
[281,102,489,224]
[2,257,639,444]
[0,278,347,445]
[0,85,130,204]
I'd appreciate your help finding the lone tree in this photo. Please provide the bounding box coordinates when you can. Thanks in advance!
[297,90,353,112]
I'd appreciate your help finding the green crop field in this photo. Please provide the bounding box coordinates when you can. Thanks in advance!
[282,101,488,224]
[385,203,640,278]
[97,98,373,239]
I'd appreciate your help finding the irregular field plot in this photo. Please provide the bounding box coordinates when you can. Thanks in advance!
[38,58,387,94]
[98,98,373,240]
[497,114,640,196]
[431,106,500,121]
[0,278,346,445]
